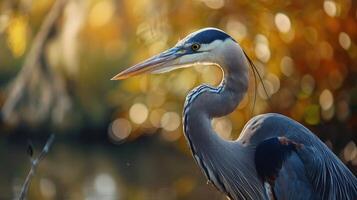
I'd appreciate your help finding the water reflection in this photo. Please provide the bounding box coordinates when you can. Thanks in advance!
[0,137,223,200]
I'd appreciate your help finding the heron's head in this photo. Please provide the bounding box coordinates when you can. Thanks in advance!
[111,27,241,80]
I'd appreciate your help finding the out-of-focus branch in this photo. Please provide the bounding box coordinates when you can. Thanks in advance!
[2,0,68,124]
[17,134,55,200]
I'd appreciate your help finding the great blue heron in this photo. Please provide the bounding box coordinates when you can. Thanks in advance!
[112,28,357,200]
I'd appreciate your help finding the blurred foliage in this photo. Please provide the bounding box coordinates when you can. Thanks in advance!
[0,0,356,199]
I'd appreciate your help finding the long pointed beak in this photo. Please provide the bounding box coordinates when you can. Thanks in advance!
[111,47,182,80]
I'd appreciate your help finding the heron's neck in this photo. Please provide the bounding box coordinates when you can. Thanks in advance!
[183,45,249,153]
[182,44,266,199]
[182,49,250,197]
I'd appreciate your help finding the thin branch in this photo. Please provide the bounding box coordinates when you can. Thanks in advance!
[18,134,55,200]
[2,0,67,121]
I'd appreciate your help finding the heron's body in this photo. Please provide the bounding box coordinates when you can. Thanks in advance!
[112,28,357,200]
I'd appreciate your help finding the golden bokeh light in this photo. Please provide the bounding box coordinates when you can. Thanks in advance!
[255,43,270,63]
[338,32,351,50]
[110,118,132,141]
[226,18,247,42]
[319,89,334,111]
[129,103,149,124]
[254,34,271,63]
[160,112,181,132]
[149,109,165,128]
[266,73,280,94]
[274,13,291,33]
[323,1,337,17]
[280,56,294,77]
[344,141,357,162]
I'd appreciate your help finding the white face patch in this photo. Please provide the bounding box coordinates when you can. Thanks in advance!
[198,39,224,52]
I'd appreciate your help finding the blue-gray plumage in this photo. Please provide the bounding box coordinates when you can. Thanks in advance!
[112,27,357,200]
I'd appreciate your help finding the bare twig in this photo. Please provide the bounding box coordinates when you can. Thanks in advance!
[18,134,55,200]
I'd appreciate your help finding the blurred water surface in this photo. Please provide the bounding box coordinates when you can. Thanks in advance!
[0,135,224,200]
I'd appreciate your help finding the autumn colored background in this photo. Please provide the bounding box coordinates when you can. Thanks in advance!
[0,0,356,199]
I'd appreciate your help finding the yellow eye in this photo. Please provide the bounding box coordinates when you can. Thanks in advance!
[191,43,200,51]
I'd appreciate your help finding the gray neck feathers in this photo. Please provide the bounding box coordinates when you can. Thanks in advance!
[183,42,248,153]
[182,42,266,199]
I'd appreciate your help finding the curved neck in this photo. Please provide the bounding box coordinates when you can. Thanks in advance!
[182,45,253,198]
[183,43,249,150]
[182,42,266,199]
